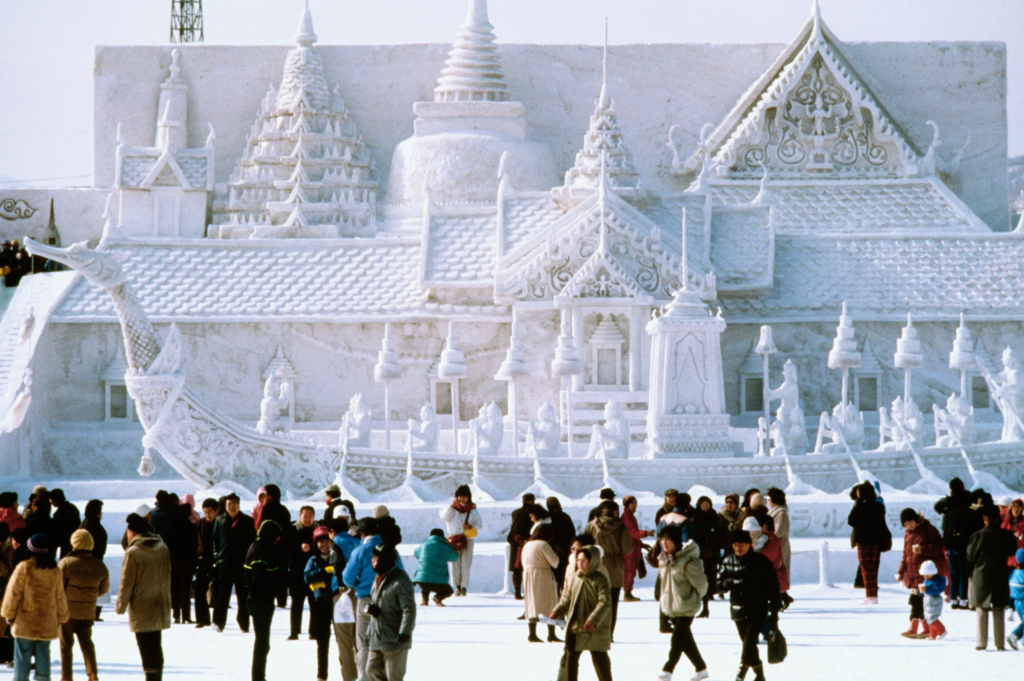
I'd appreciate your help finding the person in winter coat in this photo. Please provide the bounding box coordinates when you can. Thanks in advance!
[343,518,405,681]
[1,534,69,681]
[78,499,107,622]
[0,523,13,667]
[523,523,561,643]
[507,494,538,600]
[967,505,1017,650]
[765,488,791,610]
[847,481,889,604]
[412,529,459,607]
[620,496,653,603]
[655,490,679,527]
[305,526,353,681]
[0,493,25,534]
[246,520,287,681]
[57,530,109,681]
[656,523,708,681]
[547,498,577,591]
[115,513,171,681]
[193,498,218,629]
[1006,549,1024,649]
[691,496,721,618]
[584,500,634,637]
[934,477,976,608]
[917,561,948,640]
[717,530,780,681]
[743,515,789,595]
[259,485,293,608]
[49,490,80,560]
[1001,499,1024,567]
[719,494,743,562]
[896,509,949,639]
[289,506,319,639]
[331,518,360,563]
[741,489,765,518]
[550,545,612,681]
[439,485,483,597]
[366,543,416,681]
[212,493,256,633]
[150,493,197,624]
[651,505,695,633]
[24,494,53,550]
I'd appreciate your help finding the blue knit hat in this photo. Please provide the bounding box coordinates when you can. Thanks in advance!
[1016,549,1024,565]
[27,534,48,554]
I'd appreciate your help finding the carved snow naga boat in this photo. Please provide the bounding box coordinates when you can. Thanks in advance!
[24,237,1024,499]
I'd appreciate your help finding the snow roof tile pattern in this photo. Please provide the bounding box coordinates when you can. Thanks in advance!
[502,194,565,252]
[720,235,1024,319]
[54,241,504,321]
[424,210,497,285]
[710,180,984,235]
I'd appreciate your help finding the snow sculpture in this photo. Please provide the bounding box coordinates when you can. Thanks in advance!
[645,210,731,458]
[766,359,808,456]
[437,322,468,454]
[526,403,561,458]
[373,323,402,450]
[406,404,439,454]
[495,312,528,455]
[814,401,864,454]
[981,347,1024,442]
[550,310,583,457]
[949,313,976,399]
[827,302,862,413]
[753,325,777,457]
[468,402,503,457]
[894,312,923,405]
[588,401,630,460]
[339,393,372,449]
[1,369,32,433]
[933,393,975,447]
[256,367,294,434]
[214,2,377,238]
[879,396,923,451]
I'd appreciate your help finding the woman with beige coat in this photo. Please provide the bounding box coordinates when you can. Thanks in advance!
[766,488,792,610]
[116,513,171,681]
[58,529,109,681]
[523,523,560,643]
[1,533,69,681]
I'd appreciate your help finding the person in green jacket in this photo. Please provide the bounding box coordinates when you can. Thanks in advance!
[412,530,459,606]
[657,523,709,681]
[550,545,613,681]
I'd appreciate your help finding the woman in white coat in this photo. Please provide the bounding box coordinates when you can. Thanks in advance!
[522,522,560,643]
[439,485,484,596]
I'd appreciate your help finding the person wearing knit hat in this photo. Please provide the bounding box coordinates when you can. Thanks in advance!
[717,528,779,681]
[918,560,948,640]
[57,530,109,679]
[373,505,390,519]
[1,533,68,681]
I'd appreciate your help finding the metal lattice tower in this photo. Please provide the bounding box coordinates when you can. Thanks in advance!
[170,0,204,43]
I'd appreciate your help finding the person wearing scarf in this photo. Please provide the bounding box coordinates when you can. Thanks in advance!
[439,485,483,597]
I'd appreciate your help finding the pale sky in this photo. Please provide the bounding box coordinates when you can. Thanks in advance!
[1,0,1021,187]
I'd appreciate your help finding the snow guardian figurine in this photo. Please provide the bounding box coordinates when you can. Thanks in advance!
[933,393,975,447]
[468,402,504,457]
[406,403,439,453]
[340,393,372,448]
[765,359,808,456]
[588,401,630,459]
[256,367,293,434]
[981,347,1024,442]
[526,402,562,458]
[878,396,923,451]
[814,401,864,454]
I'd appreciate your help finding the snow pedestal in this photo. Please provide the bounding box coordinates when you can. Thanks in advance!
[550,310,584,458]
[437,322,468,454]
[826,302,862,425]
[495,312,528,456]
[373,323,402,451]
[817,540,837,589]
[949,312,976,398]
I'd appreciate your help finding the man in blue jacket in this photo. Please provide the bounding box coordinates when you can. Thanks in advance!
[342,518,404,681]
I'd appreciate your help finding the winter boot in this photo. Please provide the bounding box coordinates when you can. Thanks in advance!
[623,590,640,602]
[734,664,749,681]
[901,619,921,638]
[95,605,103,622]
[916,620,932,640]
[145,671,162,681]
[514,583,524,600]
[1008,634,1021,650]
[697,596,710,618]
[528,621,543,643]
[751,665,766,681]
[421,594,429,606]
[779,592,794,611]
[929,619,946,640]
[547,624,562,643]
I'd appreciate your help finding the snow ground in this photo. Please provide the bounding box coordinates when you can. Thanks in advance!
[53,583,1019,681]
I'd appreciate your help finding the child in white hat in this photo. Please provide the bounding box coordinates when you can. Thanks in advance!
[919,560,947,640]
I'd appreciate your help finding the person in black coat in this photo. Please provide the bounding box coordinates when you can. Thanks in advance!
[507,494,537,600]
[212,493,257,633]
[718,530,780,681]
[546,497,576,591]
[194,498,218,628]
[79,498,108,620]
[259,484,293,608]
[586,488,617,523]
[23,493,53,548]
[847,481,889,603]
[245,519,287,681]
[288,506,319,639]
[967,505,1017,650]
[48,489,81,559]
[934,477,976,608]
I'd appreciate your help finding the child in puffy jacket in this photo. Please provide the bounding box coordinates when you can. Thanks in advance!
[919,561,947,640]
[1007,549,1024,649]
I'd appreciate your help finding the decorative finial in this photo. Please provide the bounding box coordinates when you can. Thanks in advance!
[469,0,489,25]
[295,0,317,46]
[751,161,773,205]
[811,0,823,38]
[599,17,610,109]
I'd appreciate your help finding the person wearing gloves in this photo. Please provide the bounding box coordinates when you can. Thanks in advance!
[115,513,171,681]
[245,520,287,681]
[917,561,948,640]
[717,530,781,681]
[523,523,561,643]
[1,534,69,681]
[656,523,709,681]
[305,525,351,681]
[412,529,459,607]
[550,545,613,681]
[439,485,482,597]
[57,529,109,681]
[366,543,416,681]
[896,509,948,640]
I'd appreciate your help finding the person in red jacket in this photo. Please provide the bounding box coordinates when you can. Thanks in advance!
[1002,499,1024,567]
[621,496,653,602]
[896,509,948,639]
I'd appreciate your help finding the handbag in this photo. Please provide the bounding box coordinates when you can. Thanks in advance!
[448,534,468,552]
[767,627,787,664]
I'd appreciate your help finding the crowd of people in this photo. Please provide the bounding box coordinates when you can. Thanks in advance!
[0,479,1020,681]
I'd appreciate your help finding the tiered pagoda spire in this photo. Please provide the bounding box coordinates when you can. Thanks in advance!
[214,1,377,238]
[433,0,509,103]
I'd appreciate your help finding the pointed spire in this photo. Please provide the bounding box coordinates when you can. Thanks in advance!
[433,0,510,103]
[599,18,611,109]
[295,0,317,46]
[163,49,183,86]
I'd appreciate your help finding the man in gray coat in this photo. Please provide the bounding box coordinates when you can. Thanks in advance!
[116,513,171,681]
[967,505,1017,650]
[365,544,415,681]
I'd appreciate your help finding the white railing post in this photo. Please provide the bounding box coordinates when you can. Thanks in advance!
[818,540,837,589]
[500,543,512,596]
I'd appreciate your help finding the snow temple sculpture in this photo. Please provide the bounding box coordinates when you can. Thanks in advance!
[984,348,1024,443]
[766,359,808,457]
[526,403,561,458]
[587,400,630,460]
[340,393,372,449]
[406,404,439,454]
